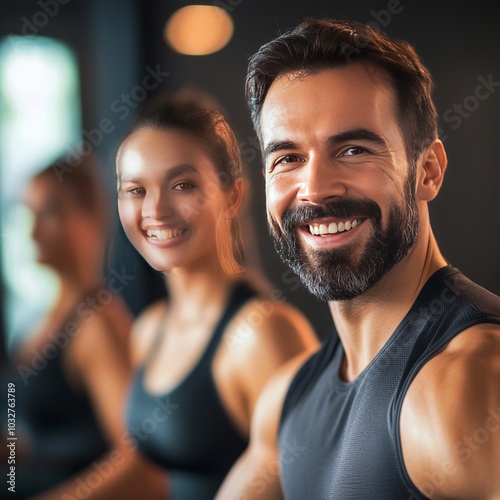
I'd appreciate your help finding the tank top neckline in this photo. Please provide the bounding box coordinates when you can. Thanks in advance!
[139,280,252,398]
[332,264,455,389]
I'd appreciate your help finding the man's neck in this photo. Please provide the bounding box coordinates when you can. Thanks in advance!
[329,229,447,382]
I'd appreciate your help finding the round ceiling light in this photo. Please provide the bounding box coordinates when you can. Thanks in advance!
[164,5,234,56]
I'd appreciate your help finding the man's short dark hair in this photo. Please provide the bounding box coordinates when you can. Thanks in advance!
[246,18,438,164]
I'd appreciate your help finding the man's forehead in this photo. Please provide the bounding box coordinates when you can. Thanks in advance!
[260,65,397,137]
[263,64,393,106]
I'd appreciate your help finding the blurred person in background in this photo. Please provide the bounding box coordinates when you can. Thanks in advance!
[117,89,319,500]
[2,155,166,499]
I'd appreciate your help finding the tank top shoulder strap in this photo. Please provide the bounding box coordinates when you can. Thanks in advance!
[201,281,258,364]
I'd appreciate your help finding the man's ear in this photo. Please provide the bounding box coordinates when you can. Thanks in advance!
[416,139,448,202]
[225,177,244,219]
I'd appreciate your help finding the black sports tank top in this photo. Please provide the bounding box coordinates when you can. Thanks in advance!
[125,281,256,499]
[3,304,109,498]
[279,266,500,499]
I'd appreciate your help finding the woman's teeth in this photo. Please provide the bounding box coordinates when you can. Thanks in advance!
[146,228,185,240]
[308,219,359,236]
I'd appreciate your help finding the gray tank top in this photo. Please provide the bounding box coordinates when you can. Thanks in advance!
[279,266,500,499]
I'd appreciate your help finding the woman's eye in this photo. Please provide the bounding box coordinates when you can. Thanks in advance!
[173,182,195,191]
[127,187,145,195]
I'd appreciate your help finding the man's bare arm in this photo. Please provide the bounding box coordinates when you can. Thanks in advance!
[401,323,500,499]
[216,351,314,500]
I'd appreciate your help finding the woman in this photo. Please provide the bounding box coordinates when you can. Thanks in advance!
[117,90,319,499]
[6,157,166,499]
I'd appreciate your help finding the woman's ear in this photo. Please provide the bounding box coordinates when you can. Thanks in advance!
[416,139,448,202]
[225,177,244,219]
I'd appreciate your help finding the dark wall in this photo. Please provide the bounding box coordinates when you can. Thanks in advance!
[1,0,499,338]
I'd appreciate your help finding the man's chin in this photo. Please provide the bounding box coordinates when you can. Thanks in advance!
[295,266,374,302]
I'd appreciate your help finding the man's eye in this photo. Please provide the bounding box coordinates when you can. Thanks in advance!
[276,154,303,165]
[339,146,366,157]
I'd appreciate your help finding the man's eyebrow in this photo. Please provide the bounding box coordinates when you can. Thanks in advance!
[328,128,388,148]
[263,141,300,163]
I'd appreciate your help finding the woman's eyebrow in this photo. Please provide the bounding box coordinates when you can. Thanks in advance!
[117,164,199,189]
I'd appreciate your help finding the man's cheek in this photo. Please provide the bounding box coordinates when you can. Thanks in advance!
[266,210,282,237]
[266,181,288,222]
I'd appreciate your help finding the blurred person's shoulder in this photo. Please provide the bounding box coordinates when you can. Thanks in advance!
[228,274,319,347]
[220,278,320,375]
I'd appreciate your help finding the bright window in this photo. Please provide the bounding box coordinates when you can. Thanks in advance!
[0,35,81,349]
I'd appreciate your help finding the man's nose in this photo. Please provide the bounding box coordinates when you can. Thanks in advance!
[297,153,348,204]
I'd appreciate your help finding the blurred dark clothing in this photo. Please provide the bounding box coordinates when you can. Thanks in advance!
[1,306,108,499]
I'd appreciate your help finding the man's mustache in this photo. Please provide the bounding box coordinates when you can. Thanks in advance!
[279,199,382,234]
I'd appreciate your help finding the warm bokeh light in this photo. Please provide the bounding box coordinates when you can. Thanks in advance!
[164,5,234,56]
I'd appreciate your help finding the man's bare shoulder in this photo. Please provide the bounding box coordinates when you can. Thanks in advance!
[401,322,500,499]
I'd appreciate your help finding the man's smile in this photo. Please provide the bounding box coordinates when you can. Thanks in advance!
[306,218,361,236]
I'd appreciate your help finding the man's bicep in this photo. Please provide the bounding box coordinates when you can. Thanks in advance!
[216,444,284,500]
[217,353,309,499]
[216,376,286,500]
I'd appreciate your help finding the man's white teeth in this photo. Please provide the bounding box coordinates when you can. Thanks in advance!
[146,228,184,240]
[308,219,359,236]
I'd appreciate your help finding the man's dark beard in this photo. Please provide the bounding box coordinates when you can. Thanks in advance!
[268,171,419,301]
